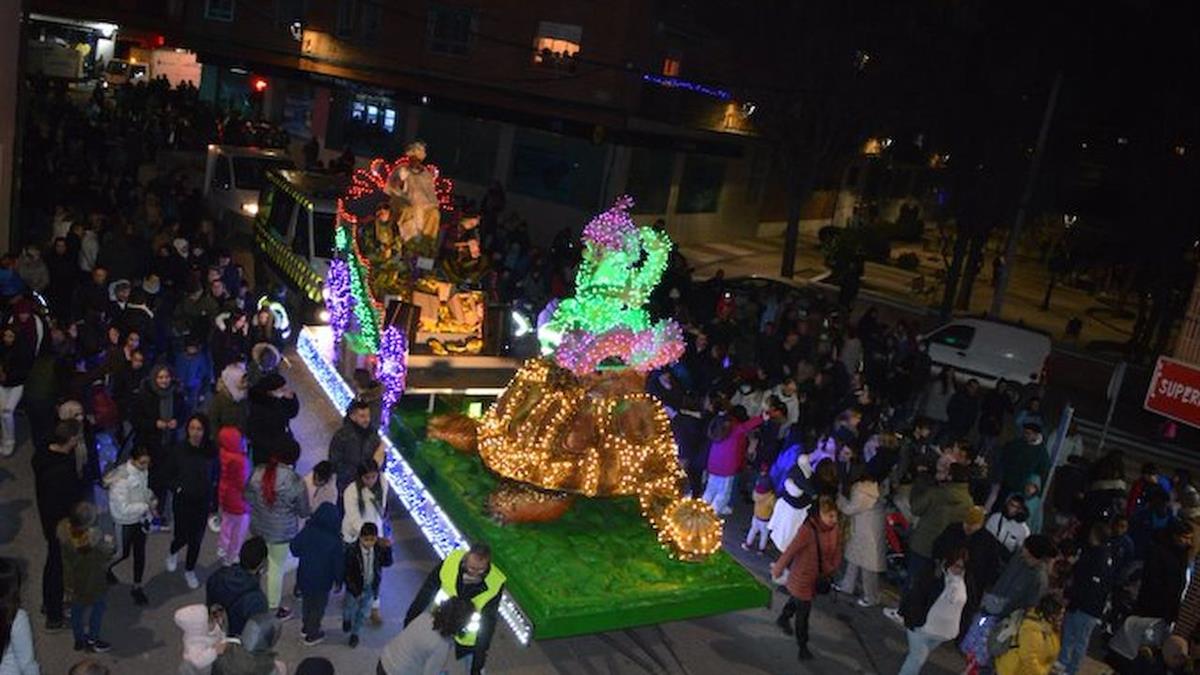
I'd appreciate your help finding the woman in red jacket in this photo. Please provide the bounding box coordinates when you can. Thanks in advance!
[771,497,842,661]
[702,407,765,515]
[216,427,250,565]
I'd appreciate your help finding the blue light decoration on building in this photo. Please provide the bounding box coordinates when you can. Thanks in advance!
[297,327,533,645]
[641,73,732,101]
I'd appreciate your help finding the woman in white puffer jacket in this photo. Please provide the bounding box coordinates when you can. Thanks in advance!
[105,446,156,605]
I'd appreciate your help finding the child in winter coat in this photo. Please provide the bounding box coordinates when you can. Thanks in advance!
[343,522,394,648]
[175,604,228,675]
[1024,474,1045,535]
[174,336,213,417]
[59,502,115,653]
[217,428,251,565]
[289,503,346,645]
[703,408,765,516]
[742,469,776,554]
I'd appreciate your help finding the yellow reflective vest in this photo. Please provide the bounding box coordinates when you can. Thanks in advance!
[434,549,506,647]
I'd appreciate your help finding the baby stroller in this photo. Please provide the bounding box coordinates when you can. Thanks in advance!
[884,509,910,588]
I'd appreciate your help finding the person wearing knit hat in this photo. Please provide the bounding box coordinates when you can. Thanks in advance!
[964,505,986,528]
[926,504,1006,638]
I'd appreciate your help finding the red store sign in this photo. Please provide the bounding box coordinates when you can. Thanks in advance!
[1145,356,1200,429]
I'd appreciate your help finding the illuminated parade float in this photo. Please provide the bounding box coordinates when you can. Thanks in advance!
[293,147,768,642]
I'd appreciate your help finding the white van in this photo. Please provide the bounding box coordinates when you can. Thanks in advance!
[204,145,294,228]
[921,318,1052,387]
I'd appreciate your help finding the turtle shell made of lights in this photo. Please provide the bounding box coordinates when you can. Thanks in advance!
[477,357,723,560]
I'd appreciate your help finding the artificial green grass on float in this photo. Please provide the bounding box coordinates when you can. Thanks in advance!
[389,409,770,640]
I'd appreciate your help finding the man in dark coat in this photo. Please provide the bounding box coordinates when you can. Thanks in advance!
[1134,520,1194,622]
[206,536,269,636]
[246,373,299,465]
[933,506,1006,638]
[32,420,86,630]
[71,265,110,323]
[328,398,381,498]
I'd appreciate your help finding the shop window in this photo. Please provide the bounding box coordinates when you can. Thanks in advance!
[677,154,726,214]
[533,21,581,72]
[428,3,475,56]
[204,0,235,21]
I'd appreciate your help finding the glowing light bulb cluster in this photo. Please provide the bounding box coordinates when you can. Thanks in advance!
[477,357,723,559]
[541,196,684,375]
[376,325,408,423]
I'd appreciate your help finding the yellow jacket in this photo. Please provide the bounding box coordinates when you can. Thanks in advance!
[995,614,1061,675]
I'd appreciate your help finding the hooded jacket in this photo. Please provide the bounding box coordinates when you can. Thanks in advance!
[175,436,217,502]
[57,522,113,605]
[706,415,764,477]
[106,459,154,526]
[245,379,299,465]
[218,428,250,516]
[985,508,1032,555]
[1067,541,1117,619]
[289,503,346,595]
[328,418,381,490]
[175,603,223,673]
[245,463,310,543]
[983,553,1048,617]
[776,515,842,601]
[206,567,268,638]
[908,476,973,559]
[210,363,249,433]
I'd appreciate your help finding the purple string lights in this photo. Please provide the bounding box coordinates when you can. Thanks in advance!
[641,73,731,100]
[376,325,409,423]
[325,258,353,345]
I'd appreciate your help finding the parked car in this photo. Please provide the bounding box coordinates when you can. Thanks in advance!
[921,318,1051,387]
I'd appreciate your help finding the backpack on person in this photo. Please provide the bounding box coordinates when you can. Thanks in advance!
[986,608,1025,661]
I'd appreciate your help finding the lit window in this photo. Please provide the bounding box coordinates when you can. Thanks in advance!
[662,57,681,77]
[366,104,379,125]
[205,0,235,21]
[351,101,365,120]
[383,108,397,133]
[533,21,581,70]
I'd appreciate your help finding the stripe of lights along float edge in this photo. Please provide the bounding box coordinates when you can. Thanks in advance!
[297,328,533,645]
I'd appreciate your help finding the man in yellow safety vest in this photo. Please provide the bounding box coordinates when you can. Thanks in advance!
[404,542,506,674]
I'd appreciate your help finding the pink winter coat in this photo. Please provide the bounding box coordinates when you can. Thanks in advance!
[218,427,250,515]
[706,416,763,477]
